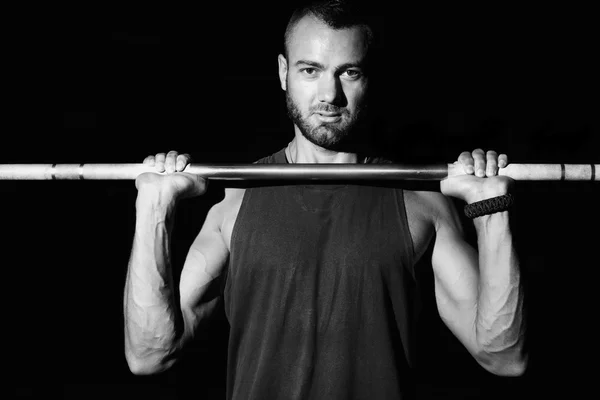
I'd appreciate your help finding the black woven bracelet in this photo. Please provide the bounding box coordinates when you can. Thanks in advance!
[464,193,514,219]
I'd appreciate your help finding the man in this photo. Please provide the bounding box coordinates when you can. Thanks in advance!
[123,1,527,399]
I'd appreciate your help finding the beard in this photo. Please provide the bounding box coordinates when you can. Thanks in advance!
[285,90,367,152]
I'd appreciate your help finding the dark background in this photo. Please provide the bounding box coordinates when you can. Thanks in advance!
[6,2,599,399]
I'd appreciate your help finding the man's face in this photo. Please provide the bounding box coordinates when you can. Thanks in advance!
[278,15,370,151]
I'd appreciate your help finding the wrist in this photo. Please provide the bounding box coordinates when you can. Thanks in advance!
[464,193,514,219]
[472,208,510,226]
[136,188,178,215]
[466,186,510,205]
[472,210,512,247]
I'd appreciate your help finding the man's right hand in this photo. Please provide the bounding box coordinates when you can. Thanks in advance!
[135,150,207,203]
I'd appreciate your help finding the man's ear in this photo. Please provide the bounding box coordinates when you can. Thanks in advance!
[278,54,287,91]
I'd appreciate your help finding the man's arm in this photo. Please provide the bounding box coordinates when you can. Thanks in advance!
[432,149,527,376]
[123,151,229,375]
[430,194,526,376]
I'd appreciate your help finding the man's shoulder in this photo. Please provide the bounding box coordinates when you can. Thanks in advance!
[210,148,287,211]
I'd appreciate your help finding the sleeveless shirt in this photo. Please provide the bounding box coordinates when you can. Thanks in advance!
[224,148,418,400]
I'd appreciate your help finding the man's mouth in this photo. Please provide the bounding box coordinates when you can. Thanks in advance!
[315,112,342,123]
[315,111,342,117]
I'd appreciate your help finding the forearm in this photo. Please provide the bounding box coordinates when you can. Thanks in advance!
[124,193,183,373]
[473,210,525,355]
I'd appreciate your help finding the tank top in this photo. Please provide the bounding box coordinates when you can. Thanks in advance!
[224,148,418,400]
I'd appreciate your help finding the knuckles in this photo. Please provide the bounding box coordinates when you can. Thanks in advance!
[459,149,506,169]
[136,151,204,198]
[143,151,192,172]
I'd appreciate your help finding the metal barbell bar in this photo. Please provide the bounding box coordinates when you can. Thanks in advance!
[0,163,597,181]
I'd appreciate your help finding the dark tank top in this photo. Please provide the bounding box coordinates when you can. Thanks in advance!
[224,148,418,400]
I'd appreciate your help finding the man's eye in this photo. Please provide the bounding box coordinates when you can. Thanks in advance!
[301,68,317,75]
[343,70,362,79]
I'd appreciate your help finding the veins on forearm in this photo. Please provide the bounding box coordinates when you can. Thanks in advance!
[125,215,183,354]
[476,282,525,352]
[473,212,525,352]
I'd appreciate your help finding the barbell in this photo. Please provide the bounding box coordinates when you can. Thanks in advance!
[0,163,597,181]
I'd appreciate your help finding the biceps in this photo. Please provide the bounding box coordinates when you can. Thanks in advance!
[179,231,229,332]
[431,230,479,308]
[431,230,482,353]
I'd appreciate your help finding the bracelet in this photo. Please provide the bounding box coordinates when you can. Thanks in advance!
[464,194,514,219]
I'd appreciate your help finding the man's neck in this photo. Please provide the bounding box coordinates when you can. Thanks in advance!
[287,132,360,164]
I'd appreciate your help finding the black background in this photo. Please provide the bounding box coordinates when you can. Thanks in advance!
[6,2,599,399]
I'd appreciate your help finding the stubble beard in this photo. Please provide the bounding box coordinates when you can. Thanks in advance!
[285,89,367,152]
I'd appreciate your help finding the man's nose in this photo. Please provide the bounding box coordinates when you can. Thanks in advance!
[317,74,343,104]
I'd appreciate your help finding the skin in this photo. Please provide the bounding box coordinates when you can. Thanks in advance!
[123,15,527,379]
[280,16,369,155]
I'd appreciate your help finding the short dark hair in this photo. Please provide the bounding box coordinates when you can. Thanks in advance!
[283,0,381,60]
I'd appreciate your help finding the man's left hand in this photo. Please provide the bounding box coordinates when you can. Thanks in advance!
[440,149,514,204]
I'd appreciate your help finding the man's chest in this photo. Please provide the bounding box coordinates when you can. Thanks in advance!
[221,187,435,267]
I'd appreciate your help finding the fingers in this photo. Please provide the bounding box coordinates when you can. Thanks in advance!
[164,151,179,174]
[486,150,498,177]
[143,151,192,173]
[167,151,192,173]
[498,153,508,168]
[458,149,508,177]
[485,150,509,176]
[154,153,166,172]
[472,149,486,177]
[458,151,475,174]
[176,153,192,172]
[142,155,155,166]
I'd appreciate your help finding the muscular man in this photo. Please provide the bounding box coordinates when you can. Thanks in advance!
[124,1,527,398]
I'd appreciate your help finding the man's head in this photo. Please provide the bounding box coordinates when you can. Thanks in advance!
[278,0,379,151]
